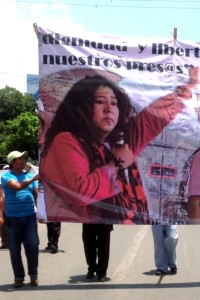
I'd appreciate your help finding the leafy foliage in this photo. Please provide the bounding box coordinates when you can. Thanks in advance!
[0,86,37,121]
[0,86,39,163]
[1,112,39,160]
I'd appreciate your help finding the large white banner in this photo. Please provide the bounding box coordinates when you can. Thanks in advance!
[37,25,200,224]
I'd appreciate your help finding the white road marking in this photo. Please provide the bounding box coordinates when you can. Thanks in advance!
[112,226,149,281]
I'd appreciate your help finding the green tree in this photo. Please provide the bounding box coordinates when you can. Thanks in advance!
[0,86,37,121]
[0,112,39,161]
[0,120,7,143]
[0,86,39,163]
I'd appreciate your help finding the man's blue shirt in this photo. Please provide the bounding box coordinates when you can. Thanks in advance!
[1,170,38,217]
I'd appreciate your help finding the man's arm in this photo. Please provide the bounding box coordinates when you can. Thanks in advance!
[6,174,40,191]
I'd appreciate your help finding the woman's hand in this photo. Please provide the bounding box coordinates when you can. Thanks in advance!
[175,84,192,100]
[112,144,134,169]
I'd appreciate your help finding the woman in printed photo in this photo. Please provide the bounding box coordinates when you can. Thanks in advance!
[40,74,190,224]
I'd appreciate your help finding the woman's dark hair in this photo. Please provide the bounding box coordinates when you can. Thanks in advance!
[42,75,134,156]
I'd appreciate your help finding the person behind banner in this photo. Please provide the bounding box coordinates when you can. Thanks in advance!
[40,75,190,224]
[45,221,61,254]
[151,224,178,275]
[187,150,200,224]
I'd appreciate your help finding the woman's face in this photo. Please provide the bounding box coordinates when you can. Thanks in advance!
[91,86,119,141]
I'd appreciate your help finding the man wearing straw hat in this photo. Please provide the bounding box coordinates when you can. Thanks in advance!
[1,151,40,288]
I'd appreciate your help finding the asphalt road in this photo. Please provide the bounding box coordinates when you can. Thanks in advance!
[1,223,200,300]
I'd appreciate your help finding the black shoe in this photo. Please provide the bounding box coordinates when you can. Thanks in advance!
[30,276,38,286]
[98,275,110,282]
[50,245,58,254]
[45,243,52,250]
[86,271,94,279]
[14,279,24,288]
[171,267,177,274]
[155,269,166,276]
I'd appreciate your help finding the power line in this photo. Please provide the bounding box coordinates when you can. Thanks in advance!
[117,0,200,2]
[15,0,200,9]
[15,0,200,2]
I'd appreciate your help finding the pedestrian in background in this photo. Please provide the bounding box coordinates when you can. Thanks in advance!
[0,165,10,249]
[0,184,8,249]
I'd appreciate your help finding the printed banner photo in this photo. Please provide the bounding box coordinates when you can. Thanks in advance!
[36,25,200,224]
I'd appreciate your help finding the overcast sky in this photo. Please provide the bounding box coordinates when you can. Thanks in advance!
[1,0,200,93]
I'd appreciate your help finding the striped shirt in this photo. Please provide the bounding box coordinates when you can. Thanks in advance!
[1,170,38,217]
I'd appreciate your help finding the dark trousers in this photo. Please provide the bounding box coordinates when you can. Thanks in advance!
[82,224,113,276]
[46,222,61,249]
[6,214,39,279]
